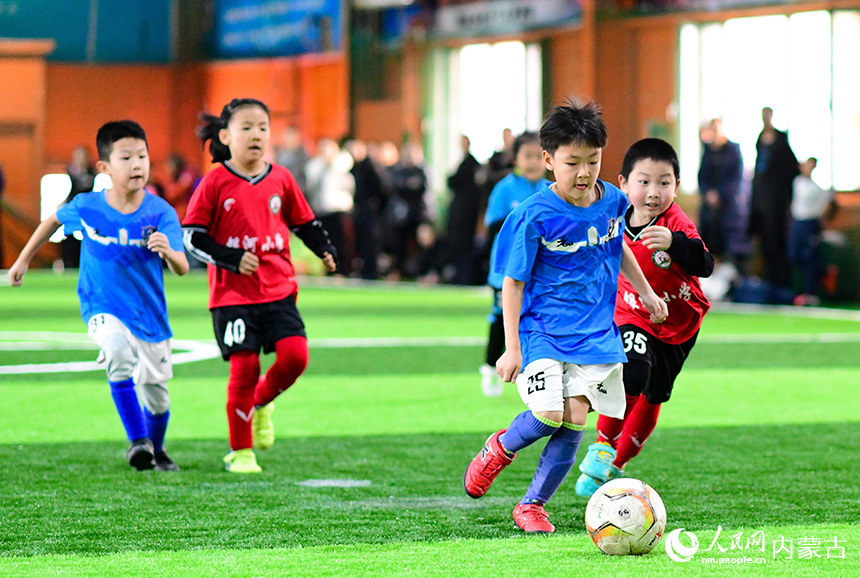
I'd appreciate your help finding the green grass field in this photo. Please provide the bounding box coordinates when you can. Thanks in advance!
[1,271,858,577]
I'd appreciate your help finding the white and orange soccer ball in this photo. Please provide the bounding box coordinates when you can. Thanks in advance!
[584,478,667,555]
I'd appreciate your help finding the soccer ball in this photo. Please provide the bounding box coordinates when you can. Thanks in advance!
[584,477,667,555]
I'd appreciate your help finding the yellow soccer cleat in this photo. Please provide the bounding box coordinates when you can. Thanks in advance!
[252,402,275,450]
[223,449,262,474]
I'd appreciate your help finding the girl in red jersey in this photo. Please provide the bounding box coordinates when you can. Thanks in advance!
[575,138,714,496]
[183,98,337,473]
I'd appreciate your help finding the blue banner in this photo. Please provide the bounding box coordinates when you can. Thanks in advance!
[213,0,342,58]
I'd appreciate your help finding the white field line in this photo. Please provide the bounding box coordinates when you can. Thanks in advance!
[2,326,860,375]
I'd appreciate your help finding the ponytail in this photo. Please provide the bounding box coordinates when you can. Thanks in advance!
[197,98,270,164]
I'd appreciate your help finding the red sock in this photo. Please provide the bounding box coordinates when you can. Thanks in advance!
[227,350,260,451]
[615,396,661,468]
[253,336,309,407]
[596,394,639,447]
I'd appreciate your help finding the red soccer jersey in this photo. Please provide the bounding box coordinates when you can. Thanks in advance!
[184,163,315,309]
[615,203,711,344]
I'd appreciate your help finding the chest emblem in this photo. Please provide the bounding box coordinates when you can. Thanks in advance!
[223,198,236,212]
[269,195,282,215]
[652,250,672,269]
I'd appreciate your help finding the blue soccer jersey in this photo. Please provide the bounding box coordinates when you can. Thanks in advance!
[485,172,549,289]
[494,181,629,367]
[56,190,183,342]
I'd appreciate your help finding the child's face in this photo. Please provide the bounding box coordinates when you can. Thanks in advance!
[618,158,678,221]
[220,105,271,168]
[98,137,150,194]
[800,159,816,177]
[543,142,601,198]
[515,141,545,182]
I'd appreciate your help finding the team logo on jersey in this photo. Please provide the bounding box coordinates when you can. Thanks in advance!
[223,198,236,212]
[141,225,157,243]
[652,250,672,269]
[269,195,282,215]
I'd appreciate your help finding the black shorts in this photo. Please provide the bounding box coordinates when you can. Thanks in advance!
[211,295,306,360]
[619,324,698,404]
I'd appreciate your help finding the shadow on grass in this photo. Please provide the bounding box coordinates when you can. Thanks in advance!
[1,422,858,557]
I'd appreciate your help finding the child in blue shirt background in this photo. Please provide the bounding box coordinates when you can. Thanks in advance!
[480,131,548,397]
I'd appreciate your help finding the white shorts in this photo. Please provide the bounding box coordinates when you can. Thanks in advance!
[87,313,173,386]
[516,358,625,418]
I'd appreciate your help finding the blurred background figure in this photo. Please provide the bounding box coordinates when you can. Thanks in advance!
[305,138,355,275]
[345,138,386,280]
[62,145,97,268]
[697,118,748,276]
[154,152,200,222]
[789,157,836,306]
[749,107,798,287]
[484,128,515,198]
[443,135,483,285]
[385,142,430,280]
[275,126,310,192]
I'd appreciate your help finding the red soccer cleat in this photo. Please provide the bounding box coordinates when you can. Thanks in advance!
[463,429,515,498]
[513,502,555,534]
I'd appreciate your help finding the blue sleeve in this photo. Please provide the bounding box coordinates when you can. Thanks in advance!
[158,205,184,252]
[55,194,83,233]
[484,179,511,226]
[495,207,540,283]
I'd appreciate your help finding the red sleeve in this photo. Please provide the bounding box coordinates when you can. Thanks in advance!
[280,169,315,227]
[183,171,219,228]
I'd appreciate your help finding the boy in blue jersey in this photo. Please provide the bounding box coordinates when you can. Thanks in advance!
[9,120,189,471]
[463,100,669,533]
[480,131,548,397]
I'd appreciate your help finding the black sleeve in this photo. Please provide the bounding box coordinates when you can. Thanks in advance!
[486,219,504,250]
[291,219,338,265]
[666,231,715,278]
[182,225,244,273]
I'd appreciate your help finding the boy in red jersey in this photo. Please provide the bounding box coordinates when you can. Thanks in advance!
[575,138,713,496]
[183,98,337,473]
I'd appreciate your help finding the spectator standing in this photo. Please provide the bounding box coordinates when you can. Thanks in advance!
[345,138,386,279]
[788,157,836,305]
[62,145,98,268]
[749,107,798,286]
[445,135,483,284]
[697,118,748,271]
[275,126,310,192]
[305,139,355,275]
[386,142,430,279]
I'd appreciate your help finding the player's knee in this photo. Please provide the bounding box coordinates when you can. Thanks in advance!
[622,359,651,397]
[274,337,309,374]
[140,383,170,414]
[101,333,136,382]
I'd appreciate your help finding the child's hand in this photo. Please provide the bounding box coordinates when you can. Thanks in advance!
[146,231,171,259]
[496,349,523,383]
[238,251,259,275]
[640,292,669,324]
[321,252,337,273]
[640,226,672,251]
[7,261,28,287]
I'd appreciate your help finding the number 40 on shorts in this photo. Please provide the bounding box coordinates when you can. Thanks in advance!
[223,319,246,346]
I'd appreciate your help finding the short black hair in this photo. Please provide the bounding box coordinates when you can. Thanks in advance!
[96,120,148,161]
[539,99,607,155]
[620,138,680,181]
[512,131,539,158]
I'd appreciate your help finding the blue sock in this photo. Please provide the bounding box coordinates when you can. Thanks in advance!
[144,408,170,453]
[109,378,147,442]
[522,423,585,504]
[499,411,560,455]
